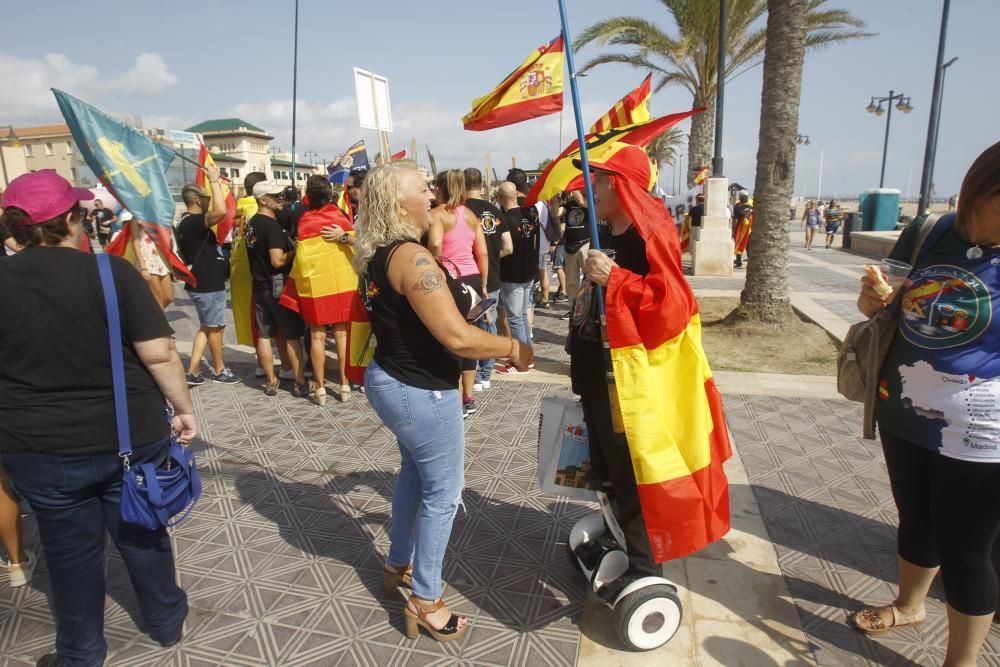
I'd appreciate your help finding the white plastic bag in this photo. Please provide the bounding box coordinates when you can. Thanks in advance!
[537,396,598,501]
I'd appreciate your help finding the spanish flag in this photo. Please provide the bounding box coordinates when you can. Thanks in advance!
[195,144,238,244]
[463,35,564,131]
[525,109,703,205]
[679,212,692,253]
[279,205,357,325]
[694,165,709,185]
[733,210,753,255]
[345,289,376,385]
[588,74,652,134]
[606,171,732,562]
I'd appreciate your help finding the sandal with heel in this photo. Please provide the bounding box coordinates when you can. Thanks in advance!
[404,597,468,642]
[309,381,326,407]
[382,563,413,597]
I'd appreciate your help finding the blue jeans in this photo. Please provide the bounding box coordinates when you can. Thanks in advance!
[476,288,500,382]
[500,280,533,345]
[364,360,464,600]
[2,438,187,667]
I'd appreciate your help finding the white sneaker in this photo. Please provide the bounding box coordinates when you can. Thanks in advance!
[473,383,483,393]
[481,380,491,389]
[6,551,36,588]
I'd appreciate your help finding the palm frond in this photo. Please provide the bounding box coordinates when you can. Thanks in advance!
[578,53,670,77]
[574,17,680,55]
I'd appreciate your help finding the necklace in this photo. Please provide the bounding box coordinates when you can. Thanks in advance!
[967,245,984,260]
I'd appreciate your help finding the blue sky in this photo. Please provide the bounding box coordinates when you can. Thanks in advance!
[1,0,994,198]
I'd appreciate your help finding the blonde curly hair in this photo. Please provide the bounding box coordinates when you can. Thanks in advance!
[352,163,424,275]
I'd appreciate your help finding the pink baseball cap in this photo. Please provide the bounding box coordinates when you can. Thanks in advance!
[1,169,94,223]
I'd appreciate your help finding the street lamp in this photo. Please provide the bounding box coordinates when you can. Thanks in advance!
[0,126,19,190]
[866,90,913,188]
[917,0,953,216]
[796,134,810,145]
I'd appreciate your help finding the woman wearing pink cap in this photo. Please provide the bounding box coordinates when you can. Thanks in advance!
[0,170,197,666]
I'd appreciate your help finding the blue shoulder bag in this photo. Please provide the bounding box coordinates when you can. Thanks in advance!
[96,253,201,530]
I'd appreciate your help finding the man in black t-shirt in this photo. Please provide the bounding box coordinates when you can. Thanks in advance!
[561,190,591,305]
[176,165,239,386]
[89,199,117,248]
[464,168,512,388]
[496,182,537,370]
[689,193,705,228]
[245,180,306,395]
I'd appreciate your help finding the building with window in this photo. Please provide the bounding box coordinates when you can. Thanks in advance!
[7,124,89,186]
[185,118,275,184]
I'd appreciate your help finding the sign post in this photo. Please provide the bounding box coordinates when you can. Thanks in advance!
[353,68,393,164]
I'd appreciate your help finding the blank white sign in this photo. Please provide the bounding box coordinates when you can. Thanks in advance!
[354,68,393,132]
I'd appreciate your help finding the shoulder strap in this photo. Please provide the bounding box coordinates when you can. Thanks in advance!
[96,254,133,458]
[908,213,949,266]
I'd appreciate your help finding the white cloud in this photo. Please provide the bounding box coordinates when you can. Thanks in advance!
[0,52,177,125]
[99,53,177,98]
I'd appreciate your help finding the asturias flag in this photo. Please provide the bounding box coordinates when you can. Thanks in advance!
[329,140,368,185]
[588,74,652,134]
[607,178,732,562]
[52,89,194,285]
[525,109,703,205]
[463,35,564,131]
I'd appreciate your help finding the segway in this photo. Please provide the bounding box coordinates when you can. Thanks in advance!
[567,493,682,651]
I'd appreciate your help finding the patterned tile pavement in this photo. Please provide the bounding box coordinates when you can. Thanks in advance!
[728,393,1000,666]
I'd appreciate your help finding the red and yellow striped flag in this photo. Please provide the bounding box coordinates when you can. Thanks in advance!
[694,165,709,185]
[279,205,357,325]
[606,174,732,562]
[463,35,564,131]
[589,74,652,134]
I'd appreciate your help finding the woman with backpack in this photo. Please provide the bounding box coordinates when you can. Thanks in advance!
[850,142,1000,666]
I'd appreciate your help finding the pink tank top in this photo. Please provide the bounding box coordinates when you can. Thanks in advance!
[439,206,479,278]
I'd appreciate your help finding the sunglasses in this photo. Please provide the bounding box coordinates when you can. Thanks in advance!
[266,193,286,202]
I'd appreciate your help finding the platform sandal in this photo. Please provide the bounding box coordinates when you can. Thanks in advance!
[404,597,468,642]
[383,563,413,597]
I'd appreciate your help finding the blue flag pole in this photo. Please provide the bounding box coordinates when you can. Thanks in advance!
[557,0,601,253]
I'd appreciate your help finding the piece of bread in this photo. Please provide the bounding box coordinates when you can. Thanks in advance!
[864,264,893,300]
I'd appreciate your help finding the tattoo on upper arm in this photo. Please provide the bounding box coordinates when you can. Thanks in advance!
[413,269,443,294]
[415,256,431,266]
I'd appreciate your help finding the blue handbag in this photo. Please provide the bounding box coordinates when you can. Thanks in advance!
[96,253,201,530]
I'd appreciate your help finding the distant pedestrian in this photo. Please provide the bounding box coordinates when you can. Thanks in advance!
[732,191,753,268]
[824,200,844,249]
[89,199,116,248]
[496,181,537,372]
[802,200,821,250]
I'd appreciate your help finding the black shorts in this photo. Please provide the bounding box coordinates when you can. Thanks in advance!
[253,290,304,339]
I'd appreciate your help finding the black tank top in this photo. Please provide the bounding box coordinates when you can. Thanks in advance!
[364,241,472,390]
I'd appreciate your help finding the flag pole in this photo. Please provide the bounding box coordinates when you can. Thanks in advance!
[557,0,601,252]
[290,0,300,189]
[558,0,623,432]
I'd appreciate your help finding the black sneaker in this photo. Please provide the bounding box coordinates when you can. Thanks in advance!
[185,373,205,387]
[463,398,477,418]
[212,367,240,384]
[559,311,571,320]
[535,301,549,310]
[553,291,568,303]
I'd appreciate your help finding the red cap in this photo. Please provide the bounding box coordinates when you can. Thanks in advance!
[1,170,94,223]
[573,143,655,192]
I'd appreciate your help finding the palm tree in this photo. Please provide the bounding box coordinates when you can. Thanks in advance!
[735,0,807,323]
[575,0,870,187]
[646,127,685,170]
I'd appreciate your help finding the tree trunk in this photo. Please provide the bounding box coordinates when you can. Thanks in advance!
[686,98,714,189]
[733,0,807,324]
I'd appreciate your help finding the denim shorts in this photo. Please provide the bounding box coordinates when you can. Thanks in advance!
[189,290,227,328]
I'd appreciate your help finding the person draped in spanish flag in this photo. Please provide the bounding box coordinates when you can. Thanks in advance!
[568,143,732,574]
[732,190,753,269]
[279,175,358,405]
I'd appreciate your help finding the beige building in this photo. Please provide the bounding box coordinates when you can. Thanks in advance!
[186,118,274,182]
[3,124,90,187]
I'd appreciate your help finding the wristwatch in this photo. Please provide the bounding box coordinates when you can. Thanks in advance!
[340,233,350,244]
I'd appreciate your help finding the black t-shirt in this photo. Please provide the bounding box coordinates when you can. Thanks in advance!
[689,204,704,228]
[570,224,649,393]
[499,207,538,284]
[365,241,473,391]
[0,248,172,454]
[465,197,507,293]
[92,208,115,233]
[176,213,228,293]
[562,202,591,252]
[246,213,291,293]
